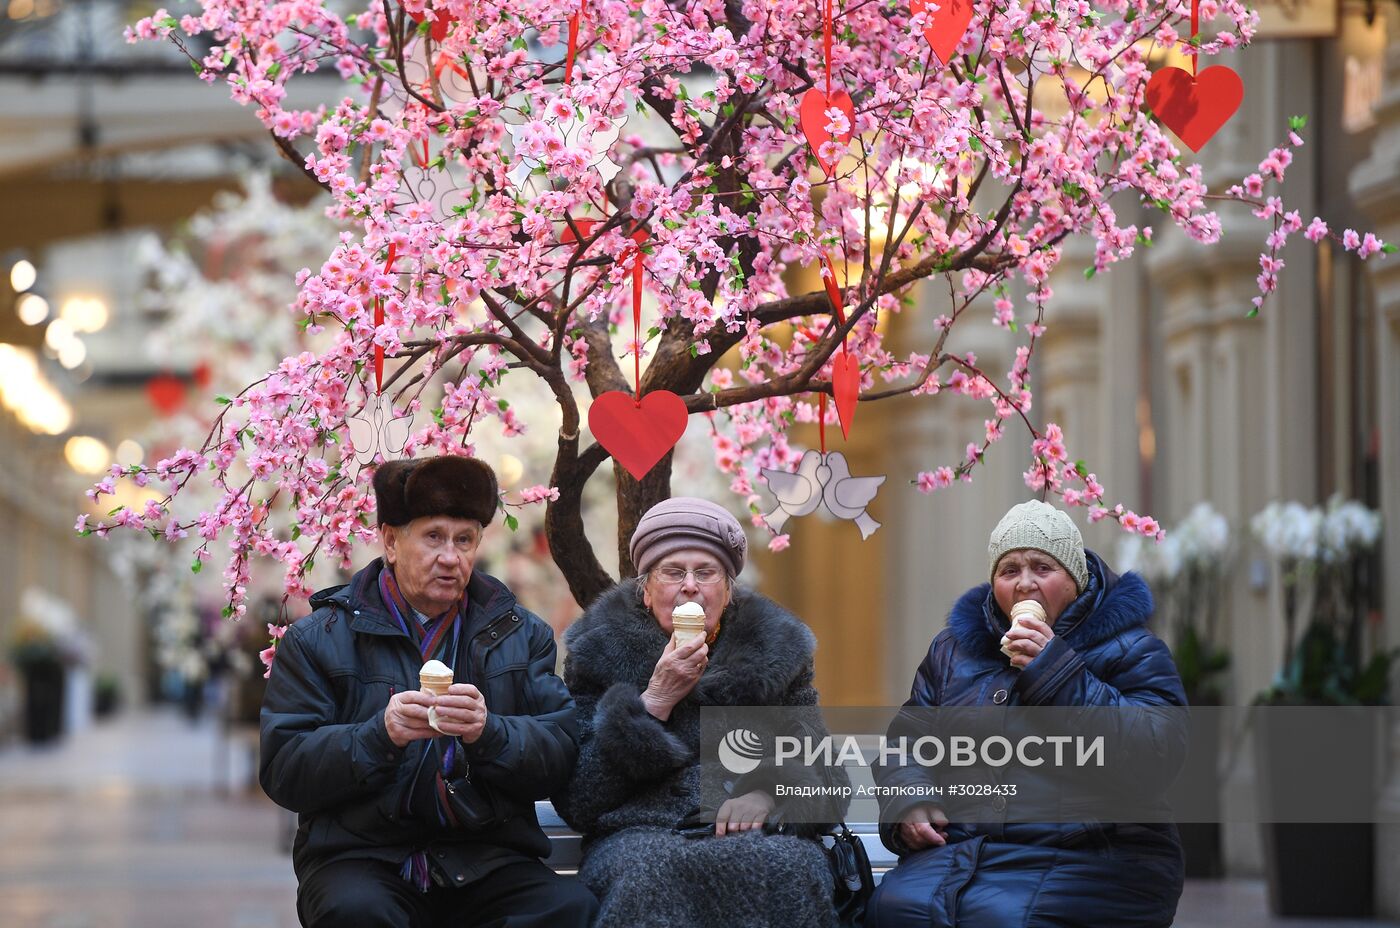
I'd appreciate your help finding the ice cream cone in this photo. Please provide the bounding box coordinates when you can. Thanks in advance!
[419,658,453,697]
[671,601,707,647]
[1001,600,1047,660]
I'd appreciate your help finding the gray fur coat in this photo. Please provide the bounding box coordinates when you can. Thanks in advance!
[555,583,840,928]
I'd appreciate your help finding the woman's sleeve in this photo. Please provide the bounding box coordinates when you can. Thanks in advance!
[1012,630,1188,794]
[553,680,692,834]
[873,638,948,854]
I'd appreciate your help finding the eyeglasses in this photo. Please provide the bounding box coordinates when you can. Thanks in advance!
[651,566,726,586]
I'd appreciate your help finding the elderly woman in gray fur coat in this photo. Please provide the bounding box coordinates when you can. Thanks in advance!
[556,497,845,928]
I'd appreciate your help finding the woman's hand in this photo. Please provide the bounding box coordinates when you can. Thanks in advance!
[716,790,775,836]
[897,804,949,851]
[1003,615,1055,670]
[642,634,708,720]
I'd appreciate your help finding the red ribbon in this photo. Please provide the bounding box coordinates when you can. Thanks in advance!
[823,0,834,96]
[374,243,398,394]
[565,1,585,85]
[1190,0,1198,77]
[628,232,646,401]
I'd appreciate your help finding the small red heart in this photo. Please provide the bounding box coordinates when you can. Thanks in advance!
[831,350,860,439]
[589,390,689,480]
[1145,65,1243,153]
[146,374,187,417]
[800,88,854,177]
[911,0,974,67]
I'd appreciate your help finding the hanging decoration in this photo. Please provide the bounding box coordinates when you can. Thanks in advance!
[760,396,886,539]
[1145,0,1243,152]
[588,230,689,480]
[347,394,417,466]
[145,373,187,417]
[344,244,419,465]
[909,0,974,67]
[799,0,855,177]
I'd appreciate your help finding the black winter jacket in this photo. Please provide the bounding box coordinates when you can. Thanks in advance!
[259,559,578,887]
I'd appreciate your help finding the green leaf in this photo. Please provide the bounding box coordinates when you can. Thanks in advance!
[1382,243,1398,254]
[1246,306,1260,319]
[191,558,203,575]
[505,513,520,532]
[1074,460,1089,479]
[513,36,527,49]
[1288,114,1308,131]
[215,395,233,405]
[221,605,235,618]
[1083,266,1096,280]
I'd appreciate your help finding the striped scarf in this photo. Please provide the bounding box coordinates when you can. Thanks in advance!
[378,565,469,892]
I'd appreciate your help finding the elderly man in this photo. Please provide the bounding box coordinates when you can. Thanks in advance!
[260,455,597,928]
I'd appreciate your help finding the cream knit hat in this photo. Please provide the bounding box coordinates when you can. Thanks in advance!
[988,499,1089,592]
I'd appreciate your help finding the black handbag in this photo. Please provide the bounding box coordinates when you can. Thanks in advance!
[823,822,875,927]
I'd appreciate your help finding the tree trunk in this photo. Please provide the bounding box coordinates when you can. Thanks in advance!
[614,453,676,580]
[544,434,614,608]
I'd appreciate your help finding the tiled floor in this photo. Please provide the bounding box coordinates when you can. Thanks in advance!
[0,708,1395,928]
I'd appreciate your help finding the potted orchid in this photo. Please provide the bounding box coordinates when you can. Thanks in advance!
[1249,496,1389,917]
[1252,496,1389,706]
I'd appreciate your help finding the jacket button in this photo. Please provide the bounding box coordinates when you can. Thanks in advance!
[992,688,1009,705]
[455,873,465,882]
[991,795,1007,813]
[490,631,499,639]
[511,615,519,622]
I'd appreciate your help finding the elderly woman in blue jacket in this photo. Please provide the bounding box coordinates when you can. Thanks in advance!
[868,500,1187,928]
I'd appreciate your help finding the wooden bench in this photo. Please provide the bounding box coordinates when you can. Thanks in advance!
[536,801,899,884]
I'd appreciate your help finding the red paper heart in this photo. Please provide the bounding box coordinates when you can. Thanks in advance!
[800,88,854,177]
[561,218,599,243]
[911,0,974,66]
[146,374,187,417]
[589,389,688,480]
[831,350,860,439]
[408,6,454,43]
[1145,65,1243,153]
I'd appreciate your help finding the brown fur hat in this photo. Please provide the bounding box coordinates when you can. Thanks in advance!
[373,455,498,527]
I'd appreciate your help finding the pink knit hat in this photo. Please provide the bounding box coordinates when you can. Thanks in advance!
[629,497,747,576]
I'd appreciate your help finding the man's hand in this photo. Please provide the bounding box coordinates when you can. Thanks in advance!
[716,789,776,837]
[384,690,437,748]
[897,804,950,851]
[642,634,708,721]
[1003,615,1056,670]
[430,683,489,744]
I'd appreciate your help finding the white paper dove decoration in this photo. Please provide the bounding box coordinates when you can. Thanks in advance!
[347,393,417,467]
[760,450,885,539]
[505,104,627,190]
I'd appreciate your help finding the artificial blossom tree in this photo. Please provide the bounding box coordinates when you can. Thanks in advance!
[103,0,1389,617]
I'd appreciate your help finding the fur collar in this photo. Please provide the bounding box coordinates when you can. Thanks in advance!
[564,582,817,707]
[946,550,1155,658]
